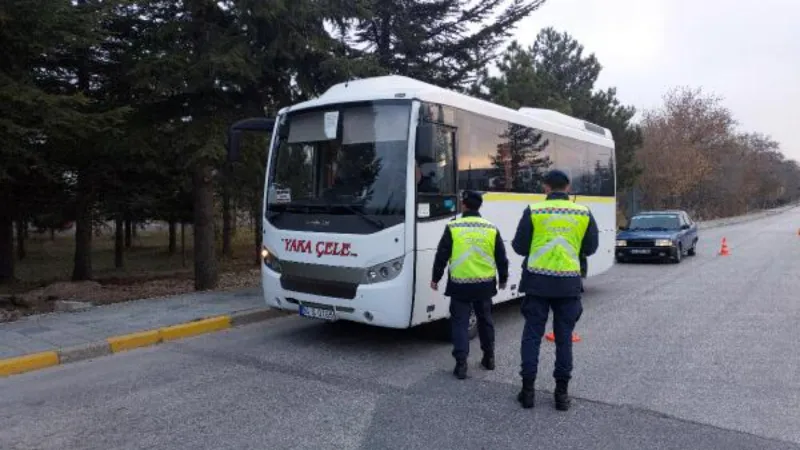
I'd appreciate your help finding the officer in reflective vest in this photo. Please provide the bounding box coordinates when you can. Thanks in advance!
[431,190,509,380]
[511,170,599,410]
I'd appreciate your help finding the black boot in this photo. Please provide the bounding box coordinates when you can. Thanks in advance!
[516,378,535,409]
[554,379,571,411]
[480,352,495,371]
[453,360,467,379]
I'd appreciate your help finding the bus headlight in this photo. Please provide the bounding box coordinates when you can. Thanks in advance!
[616,240,627,247]
[655,239,673,247]
[363,256,404,284]
[261,245,281,273]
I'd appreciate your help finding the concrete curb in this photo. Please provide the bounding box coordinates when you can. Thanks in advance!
[0,307,288,378]
[697,204,798,230]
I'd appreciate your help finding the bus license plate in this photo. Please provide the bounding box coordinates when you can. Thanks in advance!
[299,305,336,321]
[631,249,650,255]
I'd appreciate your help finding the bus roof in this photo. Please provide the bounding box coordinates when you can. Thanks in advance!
[280,75,615,147]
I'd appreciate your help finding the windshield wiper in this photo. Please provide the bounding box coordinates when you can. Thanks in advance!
[267,201,386,230]
[266,201,320,219]
[333,204,385,230]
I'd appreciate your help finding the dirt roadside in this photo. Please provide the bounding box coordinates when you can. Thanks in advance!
[0,269,260,323]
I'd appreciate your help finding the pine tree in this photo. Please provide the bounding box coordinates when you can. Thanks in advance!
[478,28,642,191]
[0,0,128,283]
[352,0,547,90]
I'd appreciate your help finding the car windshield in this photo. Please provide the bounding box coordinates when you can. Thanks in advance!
[266,101,410,218]
[628,214,681,230]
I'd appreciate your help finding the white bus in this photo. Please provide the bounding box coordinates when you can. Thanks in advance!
[227,75,616,336]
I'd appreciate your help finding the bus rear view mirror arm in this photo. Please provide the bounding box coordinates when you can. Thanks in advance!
[226,117,276,163]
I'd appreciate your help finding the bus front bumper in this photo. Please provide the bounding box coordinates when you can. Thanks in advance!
[260,266,413,329]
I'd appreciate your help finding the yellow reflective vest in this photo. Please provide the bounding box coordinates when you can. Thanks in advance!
[526,199,590,277]
[448,216,498,284]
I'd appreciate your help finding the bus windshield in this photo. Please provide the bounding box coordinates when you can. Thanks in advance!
[266,101,411,224]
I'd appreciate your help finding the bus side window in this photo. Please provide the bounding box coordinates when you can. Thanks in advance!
[417,124,458,221]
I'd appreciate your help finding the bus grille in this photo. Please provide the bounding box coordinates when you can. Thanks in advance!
[280,275,358,299]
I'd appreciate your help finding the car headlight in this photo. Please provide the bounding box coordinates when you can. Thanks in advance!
[260,245,281,273]
[616,240,627,247]
[363,256,405,284]
[655,239,673,247]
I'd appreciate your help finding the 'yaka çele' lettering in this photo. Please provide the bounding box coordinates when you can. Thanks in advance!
[281,238,358,258]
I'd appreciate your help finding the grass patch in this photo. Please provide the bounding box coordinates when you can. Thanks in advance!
[2,224,260,295]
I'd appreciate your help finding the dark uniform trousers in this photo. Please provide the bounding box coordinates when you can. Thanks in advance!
[520,295,583,380]
[450,297,494,360]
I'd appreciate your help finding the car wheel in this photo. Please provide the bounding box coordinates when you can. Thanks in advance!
[688,241,697,256]
[616,256,627,264]
[672,244,683,263]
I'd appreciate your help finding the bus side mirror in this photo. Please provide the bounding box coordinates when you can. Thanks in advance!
[226,117,276,163]
[415,123,437,163]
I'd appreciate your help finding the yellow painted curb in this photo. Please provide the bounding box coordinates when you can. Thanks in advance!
[0,351,60,377]
[1,313,244,378]
[108,330,161,353]
[159,316,231,342]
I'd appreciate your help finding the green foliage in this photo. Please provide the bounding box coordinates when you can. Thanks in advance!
[352,0,547,90]
[2,0,798,286]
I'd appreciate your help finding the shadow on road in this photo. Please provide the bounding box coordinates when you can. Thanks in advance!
[262,298,528,352]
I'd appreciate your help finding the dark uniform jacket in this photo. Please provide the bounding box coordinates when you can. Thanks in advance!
[511,192,599,298]
[432,211,509,300]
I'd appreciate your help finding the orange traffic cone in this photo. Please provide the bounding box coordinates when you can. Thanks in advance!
[545,332,582,343]
[719,237,730,256]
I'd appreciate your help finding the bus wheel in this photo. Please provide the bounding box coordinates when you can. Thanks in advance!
[434,310,478,342]
[467,310,478,340]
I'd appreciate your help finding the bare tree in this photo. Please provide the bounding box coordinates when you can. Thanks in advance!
[637,87,800,219]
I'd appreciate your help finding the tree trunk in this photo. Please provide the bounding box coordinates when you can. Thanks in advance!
[114,215,124,269]
[72,170,93,281]
[168,219,177,255]
[222,170,233,258]
[181,222,187,268]
[124,218,132,249]
[50,228,55,241]
[193,164,218,290]
[72,0,92,282]
[132,221,138,238]
[0,213,14,283]
[231,200,237,237]
[16,220,26,260]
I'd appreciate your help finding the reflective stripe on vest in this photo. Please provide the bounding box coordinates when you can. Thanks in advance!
[526,200,590,277]
[448,216,498,284]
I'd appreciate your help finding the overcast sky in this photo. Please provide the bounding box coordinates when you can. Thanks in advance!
[512,0,800,162]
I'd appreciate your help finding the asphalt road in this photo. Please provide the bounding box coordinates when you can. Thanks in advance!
[2,208,799,450]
